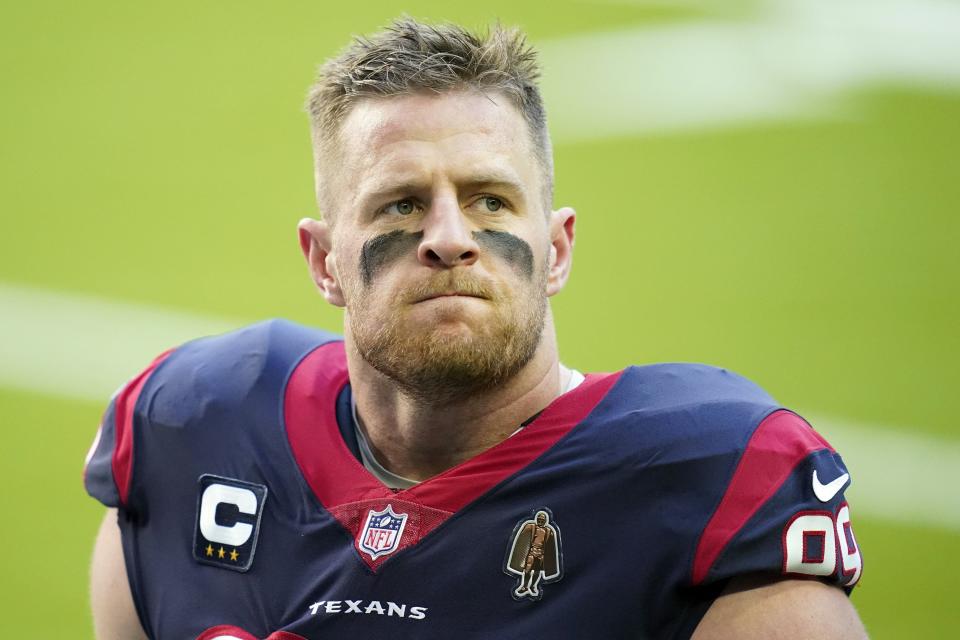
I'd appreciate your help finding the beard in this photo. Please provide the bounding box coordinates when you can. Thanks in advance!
[349,271,547,405]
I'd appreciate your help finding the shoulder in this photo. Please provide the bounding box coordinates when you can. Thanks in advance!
[581,364,842,510]
[152,316,342,396]
[160,318,341,376]
[578,365,861,591]
[591,363,781,453]
[134,319,343,427]
[85,320,343,508]
[611,362,776,410]
[590,363,837,480]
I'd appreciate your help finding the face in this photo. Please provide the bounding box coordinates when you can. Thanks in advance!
[300,90,574,403]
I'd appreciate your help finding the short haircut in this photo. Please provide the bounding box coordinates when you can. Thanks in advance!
[306,17,553,214]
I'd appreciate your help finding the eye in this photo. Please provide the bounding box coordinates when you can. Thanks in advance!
[384,199,417,216]
[482,196,503,213]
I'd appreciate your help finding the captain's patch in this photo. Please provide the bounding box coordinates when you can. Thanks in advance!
[193,474,268,572]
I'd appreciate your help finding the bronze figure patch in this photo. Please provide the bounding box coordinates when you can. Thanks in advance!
[504,508,563,600]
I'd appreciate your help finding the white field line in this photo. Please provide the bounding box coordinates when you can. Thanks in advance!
[541,0,960,141]
[1,281,957,531]
[0,282,241,403]
[809,416,960,531]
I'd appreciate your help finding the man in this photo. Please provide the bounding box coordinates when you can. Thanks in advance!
[86,18,868,639]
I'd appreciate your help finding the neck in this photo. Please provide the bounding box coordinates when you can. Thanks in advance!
[345,315,563,481]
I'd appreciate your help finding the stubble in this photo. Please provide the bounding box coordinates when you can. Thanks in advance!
[349,270,547,405]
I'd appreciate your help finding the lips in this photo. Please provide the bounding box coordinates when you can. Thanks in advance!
[416,291,487,303]
[403,275,494,304]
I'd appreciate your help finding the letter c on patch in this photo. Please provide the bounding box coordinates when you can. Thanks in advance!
[199,483,257,547]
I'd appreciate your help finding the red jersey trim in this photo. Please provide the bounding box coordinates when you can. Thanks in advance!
[196,626,258,640]
[196,625,307,640]
[403,370,622,512]
[284,342,382,506]
[112,349,173,506]
[284,341,622,558]
[691,410,834,585]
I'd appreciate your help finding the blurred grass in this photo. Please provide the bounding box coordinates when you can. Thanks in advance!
[0,388,101,638]
[1,1,957,638]
[554,90,960,438]
[851,516,959,638]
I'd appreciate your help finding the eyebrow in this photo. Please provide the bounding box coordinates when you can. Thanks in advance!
[357,170,528,210]
[460,173,527,198]
[357,180,432,209]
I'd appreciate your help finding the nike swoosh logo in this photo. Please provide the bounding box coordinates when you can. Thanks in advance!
[812,470,850,502]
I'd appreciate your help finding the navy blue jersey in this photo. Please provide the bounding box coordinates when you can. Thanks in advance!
[84,320,862,640]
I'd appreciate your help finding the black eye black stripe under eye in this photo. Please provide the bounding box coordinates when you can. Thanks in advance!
[473,230,533,279]
[360,230,424,285]
[357,229,534,284]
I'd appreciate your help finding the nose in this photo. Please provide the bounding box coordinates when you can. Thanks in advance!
[417,196,480,268]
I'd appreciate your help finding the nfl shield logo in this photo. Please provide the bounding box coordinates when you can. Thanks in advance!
[358,505,408,560]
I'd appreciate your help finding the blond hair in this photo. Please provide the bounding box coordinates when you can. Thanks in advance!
[306,17,553,211]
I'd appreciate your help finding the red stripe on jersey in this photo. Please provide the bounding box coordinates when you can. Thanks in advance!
[691,410,833,585]
[112,349,173,506]
[404,370,622,513]
[284,342,380,504]
[195,626,258,640]
[195,626,307,640]
[284,341,622,568]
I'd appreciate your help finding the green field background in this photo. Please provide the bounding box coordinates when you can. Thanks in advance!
[1,1,957,637]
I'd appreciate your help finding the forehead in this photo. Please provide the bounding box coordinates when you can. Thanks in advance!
[334,90,538,205]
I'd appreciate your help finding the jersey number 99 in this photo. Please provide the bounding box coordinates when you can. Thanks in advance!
[783,503,861,586]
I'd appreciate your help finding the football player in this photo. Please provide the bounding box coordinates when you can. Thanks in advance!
[86,18,868,639]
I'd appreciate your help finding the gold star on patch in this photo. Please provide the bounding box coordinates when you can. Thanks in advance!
[205,544,214,557]
[218,546,226,559]
[230,549,239,562]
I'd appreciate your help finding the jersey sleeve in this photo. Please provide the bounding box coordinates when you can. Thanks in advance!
[691,410,863,590]
[83,349,174,509]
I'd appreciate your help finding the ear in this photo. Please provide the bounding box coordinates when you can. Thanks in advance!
[298,217,345,307]
[546,206,575,297]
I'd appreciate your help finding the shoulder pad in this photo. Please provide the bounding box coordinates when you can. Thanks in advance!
[143,319,342,430]
[589,364,780,456]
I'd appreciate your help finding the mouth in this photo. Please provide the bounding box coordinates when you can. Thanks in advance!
[405,275,495,304]
[416,291,488,303]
